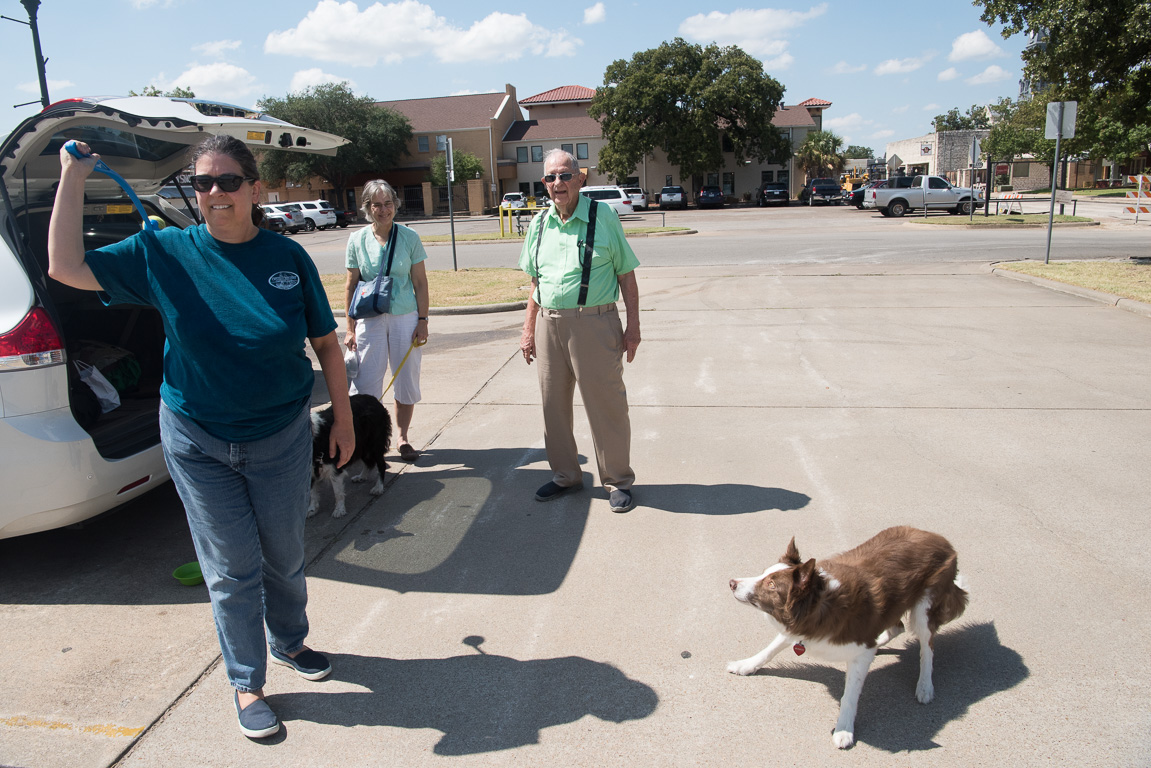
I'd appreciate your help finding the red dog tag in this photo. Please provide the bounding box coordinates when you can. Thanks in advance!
[793,642,806,656]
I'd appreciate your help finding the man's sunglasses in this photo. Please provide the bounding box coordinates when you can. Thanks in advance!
[189,174,255,193]
[543,172,574,183]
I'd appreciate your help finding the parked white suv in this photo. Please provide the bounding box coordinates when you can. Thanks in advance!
[0,96,345,539]
[621,187,648,211]
[579,185,634,216]
[296,200,337,230]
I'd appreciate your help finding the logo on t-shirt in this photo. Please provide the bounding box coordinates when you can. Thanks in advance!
[268,271,300,290]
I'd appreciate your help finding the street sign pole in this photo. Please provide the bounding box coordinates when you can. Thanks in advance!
[1044,101,1076,265]
[445,137,458,271]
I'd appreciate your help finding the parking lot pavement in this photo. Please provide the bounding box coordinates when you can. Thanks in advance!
[3,263,1150,768]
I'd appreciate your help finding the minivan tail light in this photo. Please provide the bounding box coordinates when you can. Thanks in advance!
[0,307,65,369]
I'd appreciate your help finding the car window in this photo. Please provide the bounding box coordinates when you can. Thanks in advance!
[40,126,188,163]
[583,189,622,200]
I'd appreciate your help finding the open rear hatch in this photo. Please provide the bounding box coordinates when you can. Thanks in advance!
[0,97,347,458]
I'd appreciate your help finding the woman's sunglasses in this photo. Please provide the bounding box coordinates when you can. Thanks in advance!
[189,174,255,193]
[543,173,574,183]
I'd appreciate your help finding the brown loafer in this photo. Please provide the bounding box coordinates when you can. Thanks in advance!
[398,443,419,462]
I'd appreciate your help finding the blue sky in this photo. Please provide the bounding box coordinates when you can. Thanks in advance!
[1,1,1027,155]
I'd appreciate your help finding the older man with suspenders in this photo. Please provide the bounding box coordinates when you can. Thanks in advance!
[518,149,641,513]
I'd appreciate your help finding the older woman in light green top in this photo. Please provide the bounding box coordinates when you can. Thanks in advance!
[344,179,429,461]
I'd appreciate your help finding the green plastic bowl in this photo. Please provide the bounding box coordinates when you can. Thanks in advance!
[172,562,204,586]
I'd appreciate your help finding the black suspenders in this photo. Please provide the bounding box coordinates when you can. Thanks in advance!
[534,200,599,307]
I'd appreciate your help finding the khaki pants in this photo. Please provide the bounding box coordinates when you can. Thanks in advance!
[536,303,634,492]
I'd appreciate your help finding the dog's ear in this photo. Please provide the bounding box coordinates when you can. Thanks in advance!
[782,537,802,565]
[793,558,818,592]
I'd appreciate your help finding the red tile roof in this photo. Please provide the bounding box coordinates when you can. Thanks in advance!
[797,97,832,107]
[521,85,595,104]
[375,92,511,132]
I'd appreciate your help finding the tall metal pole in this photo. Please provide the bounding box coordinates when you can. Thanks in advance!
[21,0,50,108]
[445,137,458,271]
[1044,102,1064,265]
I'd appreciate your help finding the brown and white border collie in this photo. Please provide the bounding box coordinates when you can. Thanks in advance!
[727,526,968,749]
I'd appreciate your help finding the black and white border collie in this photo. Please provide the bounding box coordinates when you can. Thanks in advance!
[309,394,392,519]
[728,526,968,749]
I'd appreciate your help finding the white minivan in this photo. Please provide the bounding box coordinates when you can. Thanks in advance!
[0,96,346,539]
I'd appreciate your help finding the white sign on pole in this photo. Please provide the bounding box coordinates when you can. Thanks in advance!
[970,137,982,166]
[1054,189,1074,204]
[1045,101,1077,139]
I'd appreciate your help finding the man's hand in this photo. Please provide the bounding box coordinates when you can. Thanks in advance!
[623,323,641,363]
[520,326,536,365]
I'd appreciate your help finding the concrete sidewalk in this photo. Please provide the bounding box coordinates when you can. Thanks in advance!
[7,263,1151,767]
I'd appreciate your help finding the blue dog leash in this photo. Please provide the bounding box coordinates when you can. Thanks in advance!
[64,139,159,231]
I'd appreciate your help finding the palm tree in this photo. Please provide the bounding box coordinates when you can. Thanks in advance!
[796,130,847,180]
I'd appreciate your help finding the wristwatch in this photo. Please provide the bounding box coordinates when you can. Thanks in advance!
[418,316,428,321]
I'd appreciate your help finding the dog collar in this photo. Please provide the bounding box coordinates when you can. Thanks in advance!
[793,642,806,656]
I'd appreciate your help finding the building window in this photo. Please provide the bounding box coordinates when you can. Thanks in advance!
[666,175,673,187]
[517,146,528,163]
[624,176,639,186]
[417,136,429,153]
[576,143,588,160]
[706,172,719,186]
[531,146,544,162]
[722,172,734,195]
[722,134,734,153]
[561,143,573,155]
[519,182,532,196]
[761,170,774,184]
[777,170,789,186]
[533,181,547,199]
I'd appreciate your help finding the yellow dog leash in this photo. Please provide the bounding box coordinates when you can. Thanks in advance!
[381,337,428,397]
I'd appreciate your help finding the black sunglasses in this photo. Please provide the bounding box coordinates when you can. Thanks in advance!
[543,172,574,183]
[189,174,255,193]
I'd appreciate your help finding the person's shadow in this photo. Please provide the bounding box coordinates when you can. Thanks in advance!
[744,621,1026,751]
[270,636,659,755]
[306,446,811,596]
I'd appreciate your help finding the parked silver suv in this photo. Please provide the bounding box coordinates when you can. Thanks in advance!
[0,96,345,539]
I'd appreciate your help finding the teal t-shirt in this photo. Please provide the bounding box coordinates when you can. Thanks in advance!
[85,225,337,442]
[345,224,427,317]
[518,196,639,309]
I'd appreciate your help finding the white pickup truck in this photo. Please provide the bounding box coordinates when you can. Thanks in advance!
[864,175,983,217]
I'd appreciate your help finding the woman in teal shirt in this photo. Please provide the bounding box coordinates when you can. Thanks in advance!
[343,179,430,462]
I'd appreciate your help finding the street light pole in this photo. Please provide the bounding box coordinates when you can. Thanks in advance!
[2,0,52,108]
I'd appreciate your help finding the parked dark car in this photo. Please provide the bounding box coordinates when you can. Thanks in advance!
[799,178,843,205]
[333,208,353,228]
[698,185,725,208]
[757,182,789,206]
[849,180,883,209]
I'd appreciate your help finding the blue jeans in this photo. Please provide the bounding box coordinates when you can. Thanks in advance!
[160,402,313,692]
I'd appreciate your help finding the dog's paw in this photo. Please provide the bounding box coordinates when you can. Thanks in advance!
[350,472,366,484]
[832,729,855,749]
[726,659,760,676]
[332,504,348,519]
[369,480,385,496]
[916,679,935,704]
[306,503,319,518]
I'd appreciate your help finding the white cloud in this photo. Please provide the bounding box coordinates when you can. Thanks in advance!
[875,54,934,75]
[290,68,355,94]
[678,4,827,68]
[265,0,581,65]
[966,65,1012,84]
[166,63,261,104]
[870,129,894,140]
[922,103,941,111]
[938,67,960,81]
[892,105,910,114]
[824,112,870,133]
[193,40,242,59]
[583,2,605,24]
[829,61,867,75]
[18,79,74,95]
[949,29,1004,62]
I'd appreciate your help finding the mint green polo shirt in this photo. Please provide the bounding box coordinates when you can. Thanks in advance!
[518,195,639,310]
[345,223,428,317]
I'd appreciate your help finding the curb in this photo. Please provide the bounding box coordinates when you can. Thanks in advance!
[419,229,696,246]
[333,301,527,319]
[907,219,1100,229]
[988,264,1151,319]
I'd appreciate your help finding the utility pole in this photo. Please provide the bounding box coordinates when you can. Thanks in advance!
[2,0,51,108]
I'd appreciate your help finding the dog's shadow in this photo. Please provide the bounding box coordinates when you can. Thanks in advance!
[758,621,1026,751]
[270,637,659,755]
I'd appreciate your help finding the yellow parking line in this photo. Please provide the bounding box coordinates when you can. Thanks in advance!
[1,715,144,739]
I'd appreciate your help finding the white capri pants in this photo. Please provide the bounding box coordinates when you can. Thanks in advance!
[348,311,422,405]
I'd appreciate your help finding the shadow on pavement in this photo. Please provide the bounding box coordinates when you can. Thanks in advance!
[0,482,203,606]
[272,636,659,755]
[747,621,1026,751]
